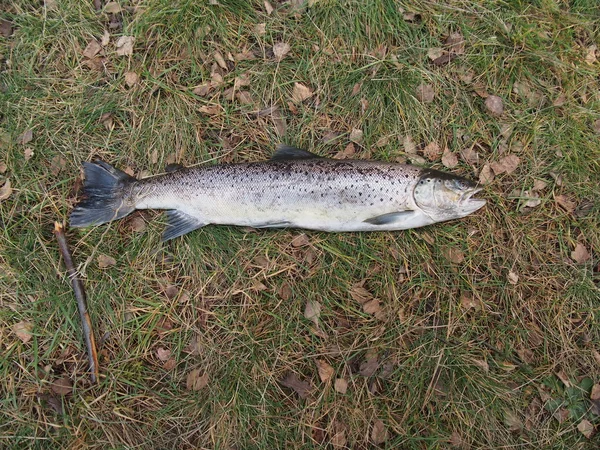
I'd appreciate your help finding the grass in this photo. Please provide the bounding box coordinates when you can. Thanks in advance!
[1,0,599,448]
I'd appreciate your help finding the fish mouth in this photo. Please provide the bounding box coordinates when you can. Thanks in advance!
[460,188,487,213]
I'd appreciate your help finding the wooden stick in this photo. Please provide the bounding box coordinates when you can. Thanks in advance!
[54,222,99,383]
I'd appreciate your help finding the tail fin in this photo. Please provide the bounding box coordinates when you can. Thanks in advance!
[70,160,136,228]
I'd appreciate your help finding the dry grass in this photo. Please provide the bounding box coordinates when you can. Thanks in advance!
[1,0,599,448]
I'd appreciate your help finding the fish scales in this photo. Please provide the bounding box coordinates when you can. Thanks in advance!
[70,146,486,241]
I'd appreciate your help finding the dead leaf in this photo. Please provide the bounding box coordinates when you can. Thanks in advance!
[331,428,347,449]
[371,419,388,444]
[334,378,348,394]
[556,369,571,388]
[156,347,171,361]
[593,119,600,134]
[0,179,12,201]
[83,40,102,59]
[449,431,463,447]
[349,128,363,143]
[553,407,569,423]
[471,358,489,373]
[291,233,310,247]
[192,83,212,97]
[571,243,591,263]
[0,19,13,38]
[532,179,548,191]
[521,190,541,209]
[51,376,73,396]
[403,135,417,154]
[507,271,519,285]
[490,154,520,175]
[359,352,379,377]
[427,47,444,61]
[351,82,362,96]
[199,105,221,115]
[101,29,110,46]
[485,95,504,116]
[97,254,116,268]
[0,161,6,173]
[445,32,465,54]
[591,383,600,401]
[115,36,135,56]
[280,372,311,398]
[423,142,442,161]
[554,194,576,213]
[104,1,122,13]
[444,247,465,264]
[577,419,595,439]
[24,148,34,161]
[271,107,287,136]
[504,409,523,433]
[350,284,372,304]
[362,299,381,315]
[186,369,209,391]
[163,358,176,370]
[124,71,139,87]
[479,164,494,184]
[50,155,66,175]
[129,216,146,232]
[18,129,33,145]
[13,321,33,343]
[585,45,597,65]
[460,147,479,165]
[264,0,274,15]
[278,282,292,301]
[273,42,291,61]
[254,23,266,35]
[416,83,435,103]
[315,360,334,382]
[304,300,321,326]
[441,149,458,168]
[291,83,314,103]
[461,295,481,311]
[236,91,254,105]
[334,143,355,159]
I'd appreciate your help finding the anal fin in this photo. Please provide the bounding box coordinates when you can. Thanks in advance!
[163,210,205,241]
[253,221,292,228]
[363,211,415,225]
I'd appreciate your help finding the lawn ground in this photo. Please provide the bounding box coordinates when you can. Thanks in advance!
[1,0,599,448]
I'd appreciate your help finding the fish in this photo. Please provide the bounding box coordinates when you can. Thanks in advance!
[70,145,486,241]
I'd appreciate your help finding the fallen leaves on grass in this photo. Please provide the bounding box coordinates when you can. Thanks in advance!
[51,376,73,396]
[83,39,102,59]
[403,135,417,154]
[199,105,221,115]
[101,29,110,46]
[24,148,34,161]
[124,71,139,87]
[330,421,347,449]
[445,32,465,54]
[156,347,171,361]
[304,299,321,326]
[485,95,504,116]
[371,419,388,444]
[584,45,597,65]
[479,164,494,184]
[571,243,591,263]
[291,233,310,247]
[504,409,523,433]
[0,179,12,201]
[97,254,116,268]
[490,154,520,175]
[0,19,12,38]
[444,247,465,264]
[460,147,479,165]
[334,378,348,394]
[104,1,122,13]
[359,351,379,377]
[507,271,519,285]
[273,42,291,61]
[0,161,6,173]
[423,142,442,161]
[315,359,334,382]
[13,320,33,343]
[554,194,576,213]
[349,128,363,143]
[577,419,595,439]
[441,149,458,168]
[280,372,311,398]
[333,143,356,159]
[18,129,33,145]
[186,369,209,391]
[116,36,135,56]
[416,83,435,103]
[129,216,146,232]
[427,47,444,61]
[291,82,314,103]
[50,155,66,175]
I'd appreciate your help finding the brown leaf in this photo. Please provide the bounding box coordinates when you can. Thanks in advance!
[444,247,465,264]
[441,149,458,168]
[51,376,73,396]
[115,36,135,56]
[271,107,287,136]
[571,243,591,263]
[362,298,381,315]
[507,271,519,285]
[577,419,595,439]
[97,254,116,268]
[24,147,34,161]
[593,119,600,134]
[490,154,520,175]
[423,142,442,161]
[479,164,494,184]
[584,45,597,65]
[471,358,489,373]
[460,147,479,165]
[199,105,221,115]
[236,91,254,105]
[304,300,321,326]
[13,320,33,343]
[371,419,388,444]
[163,358,176,370]
[278,282,292,301]
[461,295,481,311]
[101,29,110,46]
[554,194,576,213]
[485,95,504,116]
[504,410,523,433]
[449,431,463,447]
[280,372,311,398]
[291,233,310,247]
[349,128,363,143]
[254,23,266,35]
[315,359,334,382]
[83,40,102,59]
[591,383,600,401]
[0,179,12,201]
[264,0,274,15]
[445,32,465,54]
[427,47,444,61]
[273,42,291,61]
[124,71,139,87]
[359,352,379,377]
[18,129,33,145]
[334,378,348,394]
[213,51,228,70]
[291,83,314,103]
[192,83,212,97]
[416,83,435,103]
[331,429,347,449]
[351,82,362,96]
[0,19,13,38]
[333,143,356,159]
[104,1,122,13]
[403,135,417,154]
[350,284,372,304]
[156,347,171,361]
[0,161,6,173]
[129,216,146,232]
[532,179,548,191]
[186,369,209,391]
[50,155,66,175]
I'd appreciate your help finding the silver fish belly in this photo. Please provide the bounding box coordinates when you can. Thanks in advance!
[70,146,486,241]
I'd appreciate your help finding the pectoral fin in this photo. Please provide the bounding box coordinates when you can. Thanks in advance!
[363,211,416,225]
[163,210,205,241]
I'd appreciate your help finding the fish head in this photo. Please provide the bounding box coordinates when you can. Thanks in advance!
[413,169,486,222]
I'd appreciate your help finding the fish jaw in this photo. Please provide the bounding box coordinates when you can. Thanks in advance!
[457,188,486,217]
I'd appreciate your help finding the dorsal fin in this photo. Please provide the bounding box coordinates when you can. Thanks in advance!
[271,145,322,161]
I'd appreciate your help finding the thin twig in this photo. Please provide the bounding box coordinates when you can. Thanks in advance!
[54,222,99,383]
